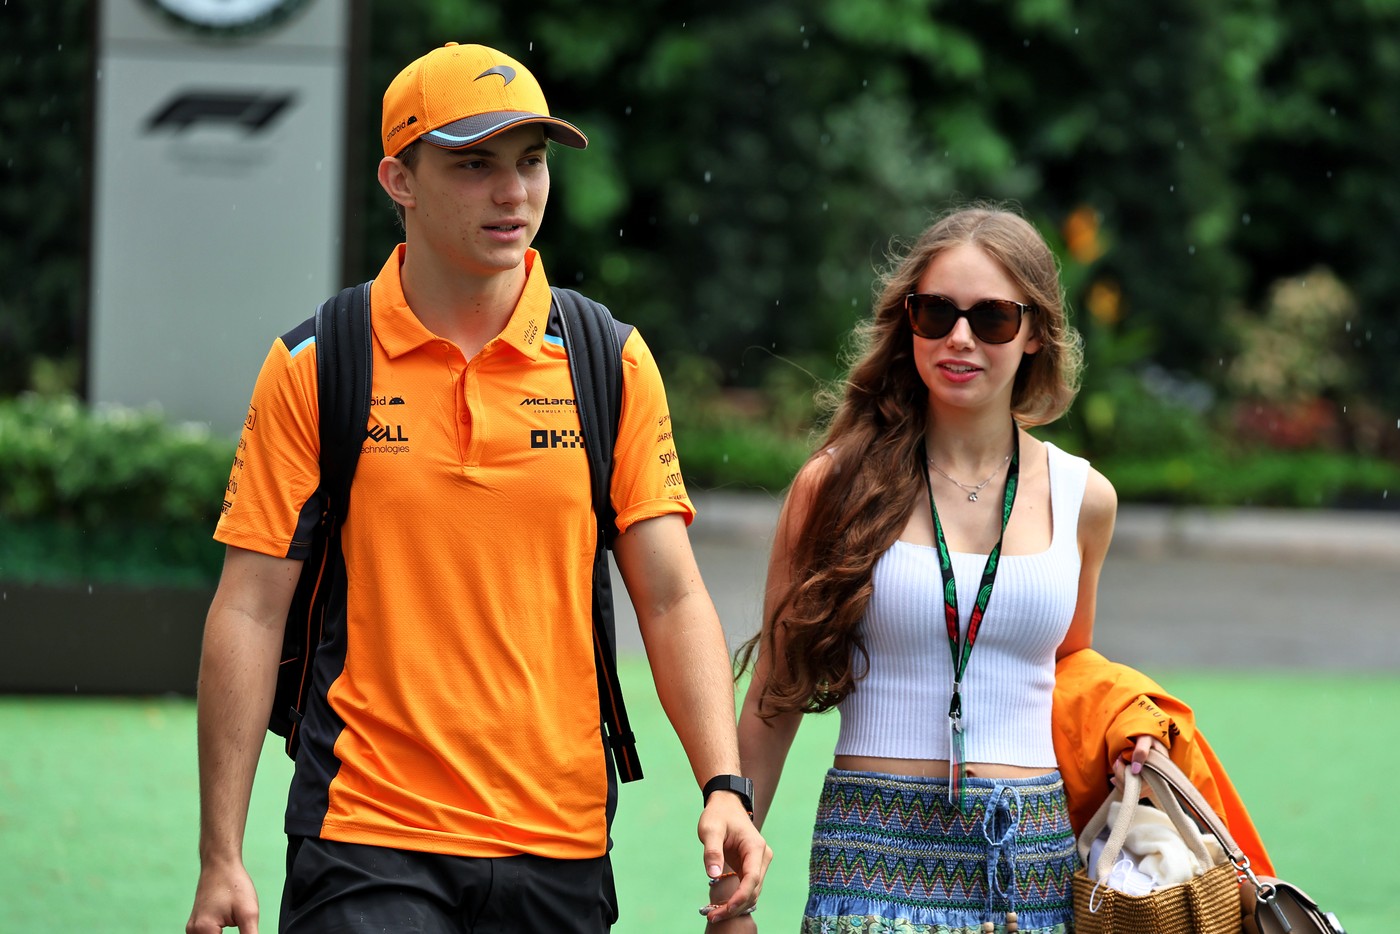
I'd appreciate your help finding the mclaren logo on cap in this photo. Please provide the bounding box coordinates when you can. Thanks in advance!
[476,65,517,85]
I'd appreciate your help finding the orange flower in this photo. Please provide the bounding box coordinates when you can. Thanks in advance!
[1086,279,1122,326]
[1063,206,1105,264]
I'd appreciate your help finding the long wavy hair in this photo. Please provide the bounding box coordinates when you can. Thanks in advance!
[739,203,1083,716]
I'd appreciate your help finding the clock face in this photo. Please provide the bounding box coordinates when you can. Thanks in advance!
[144,0,310,36]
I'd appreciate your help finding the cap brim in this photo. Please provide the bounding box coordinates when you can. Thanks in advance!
[420,112,588,150]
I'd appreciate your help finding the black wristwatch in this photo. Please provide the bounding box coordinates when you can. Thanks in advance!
[702,774,755,817]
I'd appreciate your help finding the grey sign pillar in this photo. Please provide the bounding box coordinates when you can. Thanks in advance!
[89,0,355,436]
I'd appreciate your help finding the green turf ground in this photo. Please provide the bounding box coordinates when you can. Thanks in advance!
[1,663,1392,932]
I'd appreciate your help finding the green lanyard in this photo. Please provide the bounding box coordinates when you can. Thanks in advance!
[921,427,1020,807]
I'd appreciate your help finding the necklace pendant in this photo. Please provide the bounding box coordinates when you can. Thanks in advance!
[967,491,979,502]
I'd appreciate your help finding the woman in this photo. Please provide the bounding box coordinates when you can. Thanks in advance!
[723,205,1141,933]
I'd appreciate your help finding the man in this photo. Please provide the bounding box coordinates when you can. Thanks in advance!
[187,42,769,933]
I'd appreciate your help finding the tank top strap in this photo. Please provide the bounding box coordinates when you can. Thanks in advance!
[1046,442,1091,553]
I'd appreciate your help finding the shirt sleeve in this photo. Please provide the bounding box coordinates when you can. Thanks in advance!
[214,330,323,560]
[609,328,696,535]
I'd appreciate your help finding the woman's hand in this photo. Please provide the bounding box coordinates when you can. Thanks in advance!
[1111,734,1168,786]
[700,871,757,930]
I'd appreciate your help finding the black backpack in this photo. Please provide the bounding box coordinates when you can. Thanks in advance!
[268,281,644,784]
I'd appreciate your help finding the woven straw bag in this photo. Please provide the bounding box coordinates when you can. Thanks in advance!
[1071,751,1242,934]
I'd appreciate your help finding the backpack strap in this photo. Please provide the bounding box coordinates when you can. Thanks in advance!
[317,281,374,511]
[553,286,643,783]
[270,280,372,759]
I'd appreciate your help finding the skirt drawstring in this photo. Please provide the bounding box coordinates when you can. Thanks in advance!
[981,783,1024,924]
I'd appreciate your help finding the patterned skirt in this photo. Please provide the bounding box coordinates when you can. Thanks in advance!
[802,768,1077,934]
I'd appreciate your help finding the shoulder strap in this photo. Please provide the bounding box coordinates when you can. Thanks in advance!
[316,281,374,513]
[272,281,372,759]
[553,286,643,783]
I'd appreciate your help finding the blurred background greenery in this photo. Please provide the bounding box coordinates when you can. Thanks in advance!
[2,0,1399,584]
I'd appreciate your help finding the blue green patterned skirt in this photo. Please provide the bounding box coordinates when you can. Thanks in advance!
[802,768,1076,934]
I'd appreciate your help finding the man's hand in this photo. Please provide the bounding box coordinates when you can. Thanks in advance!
[186,859,260,934]
[696,793,771,925]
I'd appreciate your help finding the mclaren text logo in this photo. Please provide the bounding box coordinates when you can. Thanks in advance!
[147,91,295,133]
[520,397,576,407]
[531,429,585,449]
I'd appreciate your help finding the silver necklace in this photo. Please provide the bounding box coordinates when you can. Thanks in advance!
[927,453,1011,502]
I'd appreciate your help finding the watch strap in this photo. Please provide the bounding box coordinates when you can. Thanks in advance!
[702,774,754,816]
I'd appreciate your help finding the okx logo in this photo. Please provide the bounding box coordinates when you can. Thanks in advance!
[531,429,584,449]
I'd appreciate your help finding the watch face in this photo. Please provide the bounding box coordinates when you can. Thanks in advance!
[143,0,310,37]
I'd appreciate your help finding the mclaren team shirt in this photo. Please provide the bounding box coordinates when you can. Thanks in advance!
[215,246,694,859]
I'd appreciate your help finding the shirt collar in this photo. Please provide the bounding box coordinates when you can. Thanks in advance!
[370,245,554,361]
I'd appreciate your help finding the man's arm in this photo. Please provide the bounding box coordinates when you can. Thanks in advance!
[186,545,301,934]
[612,514,772,925]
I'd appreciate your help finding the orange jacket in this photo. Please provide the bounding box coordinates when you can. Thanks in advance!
[1052,648,1273,875]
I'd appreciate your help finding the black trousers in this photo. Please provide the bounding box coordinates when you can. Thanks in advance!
[280,836,619,933]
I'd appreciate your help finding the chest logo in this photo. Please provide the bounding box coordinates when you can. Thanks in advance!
[531,429,584,449]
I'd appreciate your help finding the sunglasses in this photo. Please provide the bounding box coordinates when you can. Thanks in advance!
[905,293,1035,344]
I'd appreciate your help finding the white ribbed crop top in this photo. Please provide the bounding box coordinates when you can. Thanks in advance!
[833,442,1090,768]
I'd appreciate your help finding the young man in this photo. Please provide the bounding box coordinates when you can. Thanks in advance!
[186,43,769,933]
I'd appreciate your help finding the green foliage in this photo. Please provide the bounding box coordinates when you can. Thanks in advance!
[664,354,821,492]
[4,0,1399,507]
[0,395,231,584]
[1099,449,1400,509]
[1226,266,1358,404]
[0,0,91,396]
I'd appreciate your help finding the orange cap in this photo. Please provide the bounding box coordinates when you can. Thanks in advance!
[381,43,587,157]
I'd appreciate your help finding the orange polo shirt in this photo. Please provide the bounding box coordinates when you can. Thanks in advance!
[216,246,693,859]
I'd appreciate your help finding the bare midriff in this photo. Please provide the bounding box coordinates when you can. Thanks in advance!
[834,755,1056,780]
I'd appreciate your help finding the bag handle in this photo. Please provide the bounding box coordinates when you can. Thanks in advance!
[1136,749,1247,862]
[1085,759,1218,880]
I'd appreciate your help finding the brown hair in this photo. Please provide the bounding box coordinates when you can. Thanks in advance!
[738,202,1082,715]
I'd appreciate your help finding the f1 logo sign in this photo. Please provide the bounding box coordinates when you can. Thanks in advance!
[146,91,295,133]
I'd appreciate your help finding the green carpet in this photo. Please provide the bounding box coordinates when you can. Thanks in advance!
[0,664,1392,932]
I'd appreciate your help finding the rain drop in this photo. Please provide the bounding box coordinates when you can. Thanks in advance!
[618,229,623,237]
[689,213,700,225]
[1346,321,1352,332]
[1176,140,1184,150]
[1169,185,1175,192]
[704,171,712,183]
[625,106,632,116]
[1330,107,1336,116]
[1188,245,1195,255]
[1024,39,1031,47]
[1242,213,1251,225]
[529,42,534,51]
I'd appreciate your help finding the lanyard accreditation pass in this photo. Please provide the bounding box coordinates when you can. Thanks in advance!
[921,426,1020,808]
